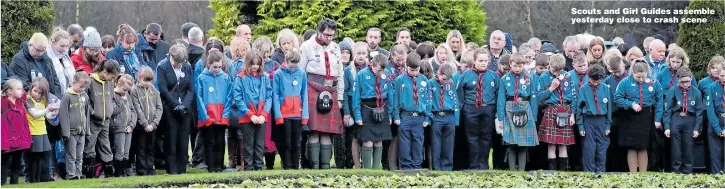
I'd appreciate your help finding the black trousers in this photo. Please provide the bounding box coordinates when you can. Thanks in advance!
[202,125,226,172]
[1,150,23,185]
[278,119,302,169]
[27,151,51,183]
[133,129,156,175]
[242,123,265,170]
[164,111,190,174]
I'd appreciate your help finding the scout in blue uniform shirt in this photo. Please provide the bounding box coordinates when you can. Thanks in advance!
[565,52,588,171]
[536,54,576,171]
[496,54,511,78]
[656,48,698,94]
[272,52,309,170]
[392,53,431,170]
[195,51,234,173]
[428,62,459,171]
[352,54,395,170]
[496,52,538,171]
[602,54,629,172]
[342,42,369,168]
[574,64,612,173]
[704,56,725,174]
[613,59,664,172]
[698,56,723,95]
[451,50,472,171]
[663,67,704,174]
[492,53,510,170]
[455,49,499,170]
[384,44,408,170]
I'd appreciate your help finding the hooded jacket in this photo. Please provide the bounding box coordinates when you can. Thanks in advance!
[59,88,91,137]
[196,69,233,127]
[10,42,62,97]
[110,91,137,133]
[233,71,273,124]
[130,84,163,129]
[135,33,170,69]
[71,47,106,74]
[272,64,309,124]
[1,93,32,152]
[87,72,115,124]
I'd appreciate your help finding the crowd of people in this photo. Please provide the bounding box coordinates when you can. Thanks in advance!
[2,17,725,185]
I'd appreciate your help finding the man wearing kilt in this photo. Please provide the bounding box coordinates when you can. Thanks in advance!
[496,52,539,171]
[536,54,578,171]
[298,18,345,169]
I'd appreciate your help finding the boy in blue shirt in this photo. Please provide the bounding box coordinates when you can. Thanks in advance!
[704,56,725,174]
[428,63,459,171]
[393,53,431,170]
[574,64,612,173]
[663,67,704,174]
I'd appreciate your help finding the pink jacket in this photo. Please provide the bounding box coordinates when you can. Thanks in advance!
[2,93,32,152]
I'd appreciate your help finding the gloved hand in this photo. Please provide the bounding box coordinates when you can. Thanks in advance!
[174,105,188,114]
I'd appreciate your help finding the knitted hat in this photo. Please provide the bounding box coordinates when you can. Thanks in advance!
[83,30,102,48]
[339,40,352,53]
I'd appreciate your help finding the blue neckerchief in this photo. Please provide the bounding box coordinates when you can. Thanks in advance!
[117,42,140,75]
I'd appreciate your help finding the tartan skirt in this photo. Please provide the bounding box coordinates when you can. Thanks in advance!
[306,74,344,134]
[502,101,539,147]
[538,104,575,145]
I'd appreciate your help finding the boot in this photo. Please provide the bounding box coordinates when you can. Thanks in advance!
[265,152,276,170]
[308,143,320,169]
[547,159,557,171]
[113,160,122,177]
[558,157,569,171]
[227,131,238,169]
[320,144,333,169]
[362,146,373,169]
[103,161,114,178]
[84,158,96,179]
[124,160,133,176]
[237,140,246,171]
[373,146,383,170]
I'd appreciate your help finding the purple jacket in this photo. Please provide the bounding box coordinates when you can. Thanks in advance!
[2,93,32,152]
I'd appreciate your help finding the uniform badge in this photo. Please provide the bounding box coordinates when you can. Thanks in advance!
[366,75,371,80]
[449,91,454,96]
[209,87,214,93]
[603,98,608,103]
[680,112,687,116]
[491,81,495,87]
[678,101,681,105]
[507,83,511,87]
[180,72,185,78]
[381,74,387,80]
[446,84,451,91]
[707,96,710,100]
[506,77,510,81]
[631,83,636,87]
[525,79,531,85]
[648,86,654,92]
[519,78,526,85]
[557,74,565,81]
[472,81,477,85]
[564,82,569,87]
[646,78,651,83]
[691,101,696,105]
[35,103,41,109]
[421,81,427,87]
[293,80,298,86]
[522,85,527,90]
[120,67,126,74]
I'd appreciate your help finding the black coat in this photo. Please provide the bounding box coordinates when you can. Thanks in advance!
[10,42,62,97]
[272,48,286,65]
[152,41,170,67]
[156,58,194,112]
[188,45,204,68]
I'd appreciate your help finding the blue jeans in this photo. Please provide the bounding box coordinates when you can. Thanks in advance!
[431,114,456,171]
[398,115,425,170]
[582,115,609,173]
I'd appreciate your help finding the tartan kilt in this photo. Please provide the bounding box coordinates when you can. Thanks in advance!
[538,104,575,145]
[502,101,539,147]
[306,74,344,134]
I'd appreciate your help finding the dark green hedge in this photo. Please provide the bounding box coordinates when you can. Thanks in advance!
[677,0,725,78]
[9,169,725,188]
[1,0,55,63]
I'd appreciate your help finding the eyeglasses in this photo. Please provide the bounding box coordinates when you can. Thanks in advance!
[32,45,46,54]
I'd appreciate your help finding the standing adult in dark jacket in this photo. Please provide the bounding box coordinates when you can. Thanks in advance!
[137,23,170,70]
[2,62,14,86]
[157,44,194,174]
[10,33,62,97]
[187,26,206,169]
[105,24,150,79]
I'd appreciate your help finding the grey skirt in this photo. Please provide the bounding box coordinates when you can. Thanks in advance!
[30,135,51,152]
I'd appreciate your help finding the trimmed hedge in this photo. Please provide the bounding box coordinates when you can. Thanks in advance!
[676,0,725,78]
[8,169,725,188]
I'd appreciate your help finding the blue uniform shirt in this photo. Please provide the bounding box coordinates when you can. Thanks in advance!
[568,70,589,96]
[574,81,613,131]
[705,82,725,134]
[428,78,460,125]
[352,68,395,122]
[229,58,244,76]
[342,64,365,116]
[614,76,664,123]
[663,86,704,131]
[393,73,432,121]
[603,72,628,112]
[656,68,698,92]
[456,69,498,106]
[386,60,406,82]
[497,72,537,121]
[698,76,717,96]
[536,71,576,105]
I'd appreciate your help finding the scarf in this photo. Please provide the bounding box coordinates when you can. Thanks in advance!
[117,42,140,76]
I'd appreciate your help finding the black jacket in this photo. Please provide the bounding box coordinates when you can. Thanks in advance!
[272,48,286,65]
[10,42,62,97]
[188,45,204,68]
[156,58,194,112]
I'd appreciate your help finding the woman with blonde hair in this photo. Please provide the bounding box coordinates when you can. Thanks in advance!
[432,44,455,73]
[587,37,606,66]
[272,29,300,64]
[446,30,467,57]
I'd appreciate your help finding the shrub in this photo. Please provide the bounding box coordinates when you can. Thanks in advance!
[1,0,55,63]
[676,0,725,78]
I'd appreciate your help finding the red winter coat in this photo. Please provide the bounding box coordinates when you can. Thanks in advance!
[71,48,106,74]
[1,93,32,152]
